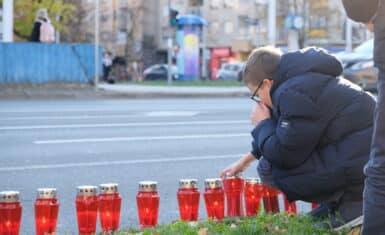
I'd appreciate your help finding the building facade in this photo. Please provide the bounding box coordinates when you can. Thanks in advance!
[74,0,160,67]
[75,0,371,79]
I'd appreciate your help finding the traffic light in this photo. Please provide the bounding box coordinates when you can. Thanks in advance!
[170,9,179,26]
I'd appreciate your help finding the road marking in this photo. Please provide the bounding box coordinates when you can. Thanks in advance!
[0,114,142,121]
[0,120,248,131]
[0,105,246,114]
[0,154,243,172]
[144,111,199,117]
[34,133,250,144]
[0,111,200,121]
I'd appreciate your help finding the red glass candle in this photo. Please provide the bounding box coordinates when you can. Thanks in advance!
[177,179,200,221]
[223,175,244,217]
[99,183,121,233]
[244,178,264,217]
[311,203,319,209]
[75,186,98,235]
[203,178,224,220]
[136,181,160,228]
[283,194,297,214]
[262,185,280,213]
[0,191,22,235]
[34,188,59,235]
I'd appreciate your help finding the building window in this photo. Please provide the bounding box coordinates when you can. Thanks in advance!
[224,0,236,8]
[224,22,234,34]
[210,21,220,33]
[119,0,129,8]
[210,0,223,9]
[239,28,246,36]
[248,26,256,35]
[101,14,109,23]
[189,0,203,6]
[118,11,128,31]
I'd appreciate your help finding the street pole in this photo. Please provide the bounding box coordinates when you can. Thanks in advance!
[268,0,276,46]
[201,27,207,81]
[94,0,100,88]
[257,23,261,47]
[167,0,173,85]
[288,29,299,51]
[55,15,60,43]
[345,18,353,53]
[3,0,13,42]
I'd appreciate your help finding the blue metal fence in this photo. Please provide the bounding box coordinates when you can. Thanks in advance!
[0,43,102,84]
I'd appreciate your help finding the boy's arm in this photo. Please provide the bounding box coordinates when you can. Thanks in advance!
[220,152,256,178]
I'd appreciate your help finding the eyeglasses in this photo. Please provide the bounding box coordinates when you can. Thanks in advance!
[250,80,264,103]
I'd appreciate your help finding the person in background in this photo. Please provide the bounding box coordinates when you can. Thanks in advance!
[29,8,55,43]
[132,61,139,82]
[103,52,113,82]
[220,46,375,229]
[342,0,385,234]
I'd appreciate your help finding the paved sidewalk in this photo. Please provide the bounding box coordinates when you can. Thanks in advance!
[97,83,249,97]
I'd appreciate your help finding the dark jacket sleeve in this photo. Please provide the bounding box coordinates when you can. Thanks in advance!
[29,22,41,42]
[342,0,379,23]
[251,89,324,169]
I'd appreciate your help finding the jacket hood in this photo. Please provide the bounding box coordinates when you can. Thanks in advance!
[271,47,343,93]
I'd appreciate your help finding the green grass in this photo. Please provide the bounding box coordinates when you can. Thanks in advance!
[126,81,244,87]
[108,213,353,235]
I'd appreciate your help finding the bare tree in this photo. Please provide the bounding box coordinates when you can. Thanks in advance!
[123,3,145,63]
[61,0,88,42]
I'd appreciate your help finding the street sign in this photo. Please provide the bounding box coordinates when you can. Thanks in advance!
[285,15,304,30]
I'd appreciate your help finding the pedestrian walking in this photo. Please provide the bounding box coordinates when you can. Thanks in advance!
[220,46,375,229]
[29,8,55,43]
[342,0,385,234]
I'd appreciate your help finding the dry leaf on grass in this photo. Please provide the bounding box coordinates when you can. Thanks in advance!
[346,227,361,235]
[198,227,209,235]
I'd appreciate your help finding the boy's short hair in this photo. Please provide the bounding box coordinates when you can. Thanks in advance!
[243,46,282,85]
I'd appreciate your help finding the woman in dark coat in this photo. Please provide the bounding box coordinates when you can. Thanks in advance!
[221,46,375,229]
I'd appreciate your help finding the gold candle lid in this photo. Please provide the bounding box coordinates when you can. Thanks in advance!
[204,178,223,189]
[99,183,119,194]
[37,188,57,199]
[138,181,157,192]
[0,191,20,203]
[179,179,198,189]
[77,185,97,196]
[223,172,243,180]
[245,178,261,184]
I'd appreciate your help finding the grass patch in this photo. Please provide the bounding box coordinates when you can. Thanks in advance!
[125,81,244,87]
[111,213,353,235]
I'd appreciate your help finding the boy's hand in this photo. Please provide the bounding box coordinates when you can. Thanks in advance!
[251,102,271,126]
[220,153,256,178]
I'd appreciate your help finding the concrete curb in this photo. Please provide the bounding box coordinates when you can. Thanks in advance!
[0,83,250,99]
[97,84,250,98]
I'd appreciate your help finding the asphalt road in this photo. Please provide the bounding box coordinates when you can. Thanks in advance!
[0,98,310,234]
